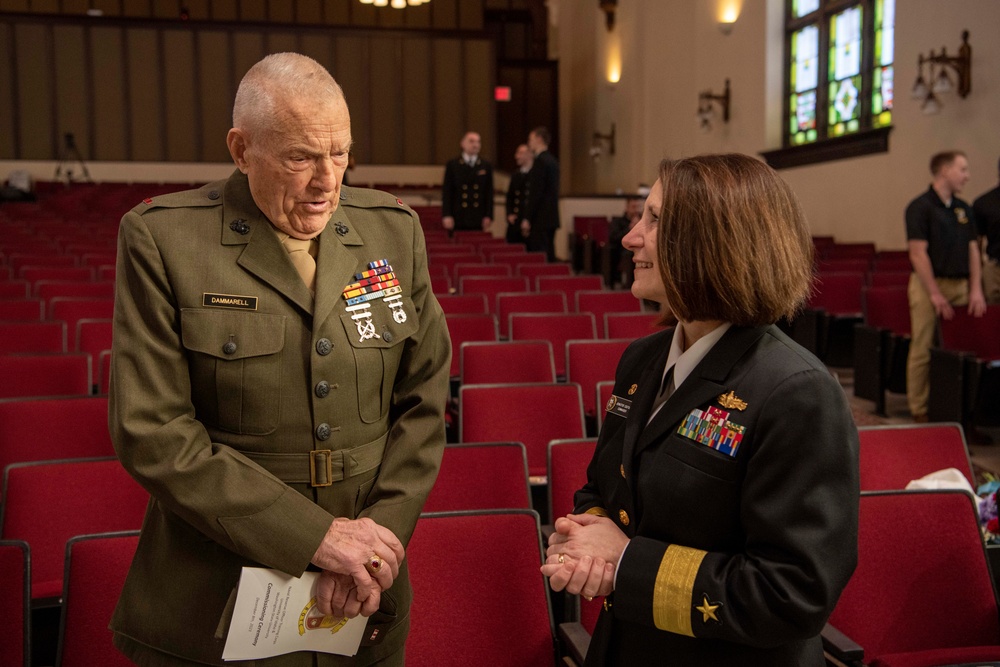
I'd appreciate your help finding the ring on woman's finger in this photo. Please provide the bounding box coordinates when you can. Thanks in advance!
[583,595,594,601]
[558,554,565,564]
[365,554,384,574]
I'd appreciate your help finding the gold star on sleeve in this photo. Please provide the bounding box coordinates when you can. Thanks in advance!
[695,595,721,624]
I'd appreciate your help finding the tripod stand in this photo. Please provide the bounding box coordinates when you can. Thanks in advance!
[54,132,92,183]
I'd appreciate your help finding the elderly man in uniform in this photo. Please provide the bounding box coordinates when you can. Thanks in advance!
[504,143,533,245]
[440,131,494,233]
[108,52,450,666]
[905,150,986,422]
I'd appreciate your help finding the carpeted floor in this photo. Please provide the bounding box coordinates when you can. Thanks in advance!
[833,366,1000,485]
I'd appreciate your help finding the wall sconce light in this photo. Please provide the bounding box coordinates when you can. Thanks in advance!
[911,30,971,115]
[590,123,616,160]
[697,79,730,131]
[717,1,740,35]
[600,0,617,31]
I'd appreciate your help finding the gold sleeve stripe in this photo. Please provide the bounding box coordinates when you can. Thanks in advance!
[585,507,608,517]
[652,545,707,637]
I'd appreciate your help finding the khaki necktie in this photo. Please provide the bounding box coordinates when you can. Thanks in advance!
[280,234,317,292]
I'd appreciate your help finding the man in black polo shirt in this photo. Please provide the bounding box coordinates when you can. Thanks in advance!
[973,157,1000,303]
[905,150,987,422]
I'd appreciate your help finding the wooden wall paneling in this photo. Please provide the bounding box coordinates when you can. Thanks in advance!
[496,64,526,172]
[161,29,198,161]
[484,0,510,9]
[463,39,494,161]
[295,0,323,24]
[400,36,432,165]
[186,0,211,20]
[333,35,370,165]
[61,0,88,14]
[29,0,60,12]
[152,0,179,19]
[239,0,265,22]
[265,30,298,55]
[122,0,154,17]
[431,0,458,30]
[197,30,232,162]
[52,25,91,162]
[368,35,402,165]
[351,2,376,27]
[126,28,164,161]
[92,0,122,15]
[90,26,128,160]
[402,3,431,29]
[431,38,462,164]
[267,0,294,24]
[0,0,30,11]
[377,6,405,29]
[458,0,484,30]
[323,0,350,26]
[14,22,54,159]
[0,23,16,158]
[525,64,556,146]
[231,29,264,86]
[298,32,334,74]
[211,0,238,21]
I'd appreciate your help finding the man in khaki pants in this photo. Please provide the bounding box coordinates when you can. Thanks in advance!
[905,151,986,422]
[973,158,1000,304]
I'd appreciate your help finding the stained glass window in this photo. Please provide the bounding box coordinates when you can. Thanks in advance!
[784,0,894,147]
[794,0,820,17]
[872,0,895,128]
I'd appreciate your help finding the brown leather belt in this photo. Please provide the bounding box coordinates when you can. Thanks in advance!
[239,432,388,487]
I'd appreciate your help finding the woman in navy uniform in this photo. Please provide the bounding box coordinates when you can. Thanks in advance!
[543,154,859,666]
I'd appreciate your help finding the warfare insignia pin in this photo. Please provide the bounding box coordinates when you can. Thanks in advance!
[717,390,748,411]
[384,294,407,324]
[627,384,638,395]
[695,595,722,624]
[346,303,380,342]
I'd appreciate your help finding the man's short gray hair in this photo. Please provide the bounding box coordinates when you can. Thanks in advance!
[233,53,346,138]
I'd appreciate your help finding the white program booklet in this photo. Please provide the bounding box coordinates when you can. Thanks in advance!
[222,567,367,661]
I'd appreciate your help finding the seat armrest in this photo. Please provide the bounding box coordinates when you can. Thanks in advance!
[558,621,591,667]
[821,622,864,663]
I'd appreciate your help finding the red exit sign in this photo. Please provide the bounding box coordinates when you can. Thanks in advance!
[494,86,512,102]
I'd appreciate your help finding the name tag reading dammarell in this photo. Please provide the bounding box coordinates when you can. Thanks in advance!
[203,293,259,310]
[605,394,632,419]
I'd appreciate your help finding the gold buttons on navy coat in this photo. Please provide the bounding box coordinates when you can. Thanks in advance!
[316,338,332,355]
[222,341,237,355]
[315,423,332,440]
[618,509,630,526]
[620,464,626,478]
[315,381,330,398]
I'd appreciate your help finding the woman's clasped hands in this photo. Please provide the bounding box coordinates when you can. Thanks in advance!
[541,513,630,600]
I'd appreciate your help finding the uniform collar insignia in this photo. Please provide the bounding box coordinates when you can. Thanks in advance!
[717,390,747,411]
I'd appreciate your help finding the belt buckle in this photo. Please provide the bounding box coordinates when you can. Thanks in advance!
[309,449,334,487]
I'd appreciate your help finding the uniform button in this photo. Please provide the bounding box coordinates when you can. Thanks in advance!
[222,341,237,355]
[316,423,332,440]
[618,509,630,526]
[620,464,625,478]
[207,190,220,200]
[603,599,613,611]
[473,184,479,190]
[316,338,332,355]
[383,330,394,343]
[315,381,330,398]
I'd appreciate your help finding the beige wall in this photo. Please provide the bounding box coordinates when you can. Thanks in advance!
[555,0,1000,249]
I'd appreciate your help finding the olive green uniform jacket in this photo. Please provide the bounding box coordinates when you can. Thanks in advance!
[108,171,451,666]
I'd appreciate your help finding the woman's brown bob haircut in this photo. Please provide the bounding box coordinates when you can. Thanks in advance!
[656,154,813,326]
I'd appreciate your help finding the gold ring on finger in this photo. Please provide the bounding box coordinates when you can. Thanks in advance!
[558,554,565,564]
[366,554,384,574]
